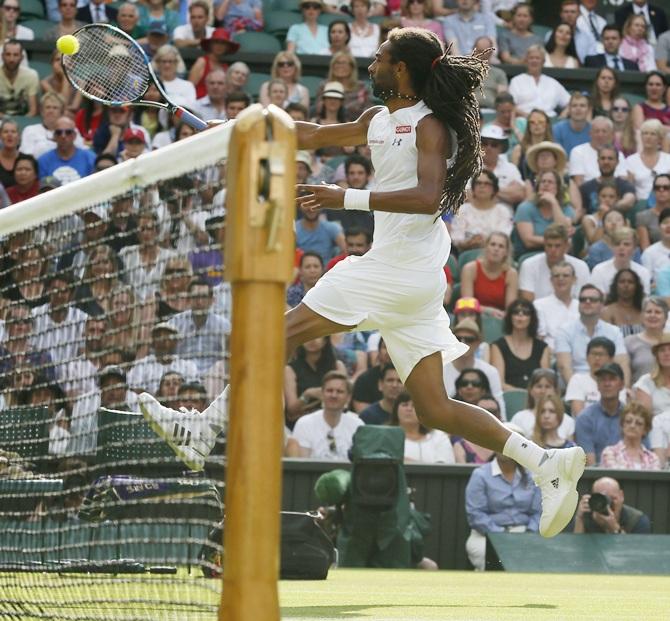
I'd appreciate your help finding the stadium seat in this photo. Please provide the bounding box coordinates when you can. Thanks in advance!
[19,18,52,39]
[29,59,52,80]
[457,247,482,271]
[19,0,45,20]
[11,115,39,132]
[301,74,324,101]
[532,24,552,40]
[246,71,271,100]
[621,92,645,107]
[503,389,528,417]
[516,250,541,267]
[235,30,282,54]
[0,406,50,466]
[446,254,460,283]
[318,12,352,25]
[482,313,503,343]
[275,0,302,11]
[263,9,301,37]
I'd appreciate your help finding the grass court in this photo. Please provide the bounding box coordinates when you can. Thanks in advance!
[3,568,669,620]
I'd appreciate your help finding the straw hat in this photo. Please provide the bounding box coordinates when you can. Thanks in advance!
[525,141,567,173]
[652,333,670,354]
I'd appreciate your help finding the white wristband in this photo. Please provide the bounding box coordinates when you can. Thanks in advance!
[343,188,371,211]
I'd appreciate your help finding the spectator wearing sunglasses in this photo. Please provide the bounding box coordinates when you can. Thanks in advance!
[490,299,550,391]
[37,116,96,185]
[286,0,329,55]
[453,368,491,406]
[442,318,506,420]
[555,284,630,387]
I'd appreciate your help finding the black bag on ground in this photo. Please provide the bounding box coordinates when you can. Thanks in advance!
[199,511,335,580]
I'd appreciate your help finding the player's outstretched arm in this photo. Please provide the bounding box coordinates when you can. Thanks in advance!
[296,115,449,216]
[296,106,384,150]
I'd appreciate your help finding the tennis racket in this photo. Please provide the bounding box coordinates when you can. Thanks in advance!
[61,23,208,131]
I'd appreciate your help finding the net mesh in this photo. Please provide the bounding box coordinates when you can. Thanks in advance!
[62,25,152,105]
[0,128,233,619]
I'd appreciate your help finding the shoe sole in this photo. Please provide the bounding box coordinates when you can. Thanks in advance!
[140,401,205,472]
[540,447,586,538]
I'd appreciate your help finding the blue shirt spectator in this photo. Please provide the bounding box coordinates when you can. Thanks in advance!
[555,318,626,375]
[465,458,541,535]
[575,401,624,465]
[38,116,96,186]
[442,5,496,57]
[512,199,576,257]
[286,22,329,55]
[552,119,591,157]
[295,214,344,265]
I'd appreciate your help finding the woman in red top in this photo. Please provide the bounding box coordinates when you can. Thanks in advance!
[6,154,39,204]
[189,29,240,99]
[460,231,518,319]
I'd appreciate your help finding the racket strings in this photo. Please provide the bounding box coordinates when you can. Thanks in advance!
[62,26,152,104]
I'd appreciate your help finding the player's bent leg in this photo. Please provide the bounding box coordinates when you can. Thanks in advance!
[285,302,356,362]
[404,352,585,537]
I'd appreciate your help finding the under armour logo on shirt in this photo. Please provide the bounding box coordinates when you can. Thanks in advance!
[392,138,402,147]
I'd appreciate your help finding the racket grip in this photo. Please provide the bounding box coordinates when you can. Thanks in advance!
[174,107,208,131]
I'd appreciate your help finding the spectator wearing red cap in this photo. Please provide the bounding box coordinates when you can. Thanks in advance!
[452,297,490,363]
[189,29,240,100]
[119,127,148,161]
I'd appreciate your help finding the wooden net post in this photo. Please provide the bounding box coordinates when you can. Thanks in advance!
[220,104,295,621]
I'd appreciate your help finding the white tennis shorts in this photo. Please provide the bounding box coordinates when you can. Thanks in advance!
[301,254,468,382]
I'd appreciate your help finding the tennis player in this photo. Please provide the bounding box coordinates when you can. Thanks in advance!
[140,28,585,538]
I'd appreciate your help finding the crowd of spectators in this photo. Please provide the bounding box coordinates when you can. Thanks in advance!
[0,0,670,555]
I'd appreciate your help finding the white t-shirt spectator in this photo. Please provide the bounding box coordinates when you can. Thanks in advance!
[172,24,214,42]
[590,258,651,296]
[508,73,570,117]
[119,245,176,302]
[162,77,197,109]
[291,410,364,461]
[450,201,513,246]
[565,372,627,410]
[641,240,670,283]
[519,253,591,300]
[534,294,580,350]
[30,304,89,374]
[510,408,575,440]
[404,430,455,464]
[650,411,670,452]
[569,142,626,182]
[492,155,523,189]
[21,123,86,158]
[624,152,670,201]
[633,373,670,417]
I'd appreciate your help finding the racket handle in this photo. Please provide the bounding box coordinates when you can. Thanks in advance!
[174,107,208,131]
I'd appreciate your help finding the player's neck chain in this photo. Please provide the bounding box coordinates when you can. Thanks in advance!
[377,89,420,102]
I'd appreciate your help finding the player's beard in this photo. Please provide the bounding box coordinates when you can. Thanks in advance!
[370,72,397,102]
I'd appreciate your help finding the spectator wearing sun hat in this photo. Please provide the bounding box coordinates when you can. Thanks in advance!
[523,140,568,192]
[190,29,240,100]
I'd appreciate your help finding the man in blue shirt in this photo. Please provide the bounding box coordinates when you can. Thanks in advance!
[296,201,346,265]
[442,0,496,56]
[574,362,625,465]
[359,363,403,425]
[555,284,630,386]
[38,116,95,185]
[465,423,541,569]
[552,93,591,157]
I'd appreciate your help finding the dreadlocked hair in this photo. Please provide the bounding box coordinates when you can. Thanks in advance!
[386,28,490,216]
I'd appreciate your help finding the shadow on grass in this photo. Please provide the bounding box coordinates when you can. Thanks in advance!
[282,603,557,617]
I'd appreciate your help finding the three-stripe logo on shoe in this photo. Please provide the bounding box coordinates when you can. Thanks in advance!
[172,423,191,446]
[551,478,559,489]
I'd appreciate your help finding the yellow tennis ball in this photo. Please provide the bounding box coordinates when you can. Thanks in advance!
[56,35,79,56]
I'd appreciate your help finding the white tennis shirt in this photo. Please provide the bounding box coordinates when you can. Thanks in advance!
[367,100,455,272]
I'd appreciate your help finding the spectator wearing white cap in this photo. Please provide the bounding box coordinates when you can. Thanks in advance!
[127,322,200,394]
[480,124,525,208]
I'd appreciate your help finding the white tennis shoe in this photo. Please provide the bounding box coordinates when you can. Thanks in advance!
[533,446,586,538]
[139,386,229,471]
